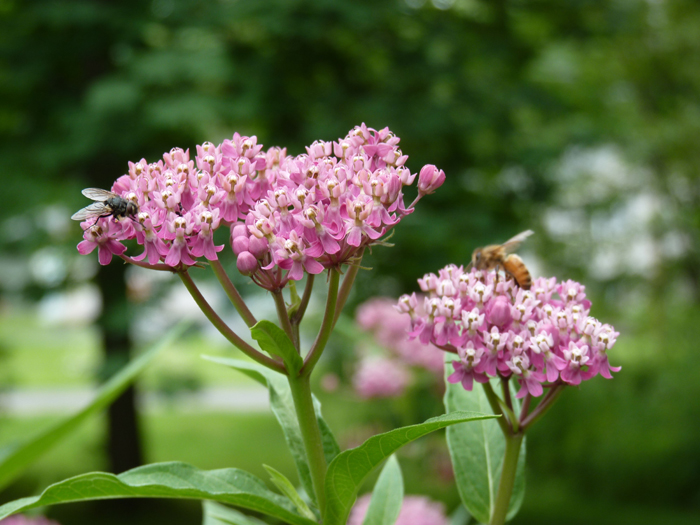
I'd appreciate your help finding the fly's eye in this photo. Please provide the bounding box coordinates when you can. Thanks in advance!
[475,252,481,261]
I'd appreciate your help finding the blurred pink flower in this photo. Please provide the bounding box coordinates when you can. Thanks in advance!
[353,357,411,399]
[0,515,61,525]
[348,494,449,525]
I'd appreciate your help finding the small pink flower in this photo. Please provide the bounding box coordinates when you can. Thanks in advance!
[417,164,446,195]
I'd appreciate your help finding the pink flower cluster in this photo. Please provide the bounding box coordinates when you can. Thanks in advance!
[76,124,444,289]
[397,266,620,398]
[348,494,449,525]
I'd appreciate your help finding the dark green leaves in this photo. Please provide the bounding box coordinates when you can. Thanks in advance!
[0,462,316,525]
[444,357,526,524]
[323,411,497,525]
[250,320,303,374]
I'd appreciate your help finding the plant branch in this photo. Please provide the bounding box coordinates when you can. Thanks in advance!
[521,384,565,431]
[481,382,511,435]
[119,254,175,272]
[272,289,297,350]
[178,271,285,374]
[301,268,340,376]
[333,248,364,326]
[210,259,257,328]
[291,274,315,325]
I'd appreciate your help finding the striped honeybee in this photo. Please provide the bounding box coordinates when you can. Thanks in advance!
[471,230,534,290]
[71,188,138,222]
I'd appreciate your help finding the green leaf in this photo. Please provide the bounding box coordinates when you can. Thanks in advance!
[362,455,403,525]
[323,411,497,525]
[0,322,189,491]
[264,464,316,521]
[202,356,340,507]
[250,319,303,374]
[202,501,268,525]
[444,355,526,524]
[0,462,316,525]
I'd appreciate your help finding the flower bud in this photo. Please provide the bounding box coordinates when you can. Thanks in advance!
[231,223,248,240]
[487,295,512,327]
[417,164,446,195]
[236,251,258,275]
[232,236,249,256]
[248,236,269,259]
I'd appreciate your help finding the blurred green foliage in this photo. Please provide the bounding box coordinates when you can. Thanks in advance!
[1,0,700,523]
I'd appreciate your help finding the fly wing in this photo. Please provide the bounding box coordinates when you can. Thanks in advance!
[71,202,111,221]
[501,230,534,253]
[81,188,117,201]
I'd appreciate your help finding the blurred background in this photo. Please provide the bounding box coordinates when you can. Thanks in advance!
[1,0,699,524]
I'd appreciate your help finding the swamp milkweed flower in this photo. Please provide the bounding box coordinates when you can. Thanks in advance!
[397,267,620,398]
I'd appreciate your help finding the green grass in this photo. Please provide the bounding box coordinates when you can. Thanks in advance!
[0,309,261,389]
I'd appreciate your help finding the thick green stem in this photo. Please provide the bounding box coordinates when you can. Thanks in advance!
[210,259,257,328]
[301,268,340,376]
[178,271,285,374]
[288,374,327,514]
[489,432,524,525]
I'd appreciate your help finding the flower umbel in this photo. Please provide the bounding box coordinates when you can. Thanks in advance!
[398,267,620,398]
[74,125,443,292]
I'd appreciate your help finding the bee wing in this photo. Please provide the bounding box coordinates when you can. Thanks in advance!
[71,202,111,221]
[501,230,534,253]
[81,188,117,201]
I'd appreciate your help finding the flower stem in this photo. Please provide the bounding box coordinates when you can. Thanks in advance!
[210,259,257,328]
[333,249,364,326]
[119,254,175,272]
[288,373,327,514]
[273,289,297,350]
[291,274,315,325]
[301,268,340,376]
[521,384,565,430]
[489,432,524,525]
[482,382,512,435]
[178,271,285,374]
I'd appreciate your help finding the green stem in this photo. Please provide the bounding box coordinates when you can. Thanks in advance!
[521,384,565,430]
[178,271,285,374]
[301,268,340,376]
[481,382,511,435]
[273,289,297,350]
[291,274,315,325]
[288,373,327,515]
[333,249,364,326]
[489,432,524,525]
[210,259,258,328]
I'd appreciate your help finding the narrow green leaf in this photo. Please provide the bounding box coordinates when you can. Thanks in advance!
[264,464,316,521]
[362,455,403,525]
[0,462,316,525]
[323,411,497,525]
[444,355,526,524]
[202,356,340,507]
[0,322,189,491]
[250,320,303,374]
[202,501,268,525]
